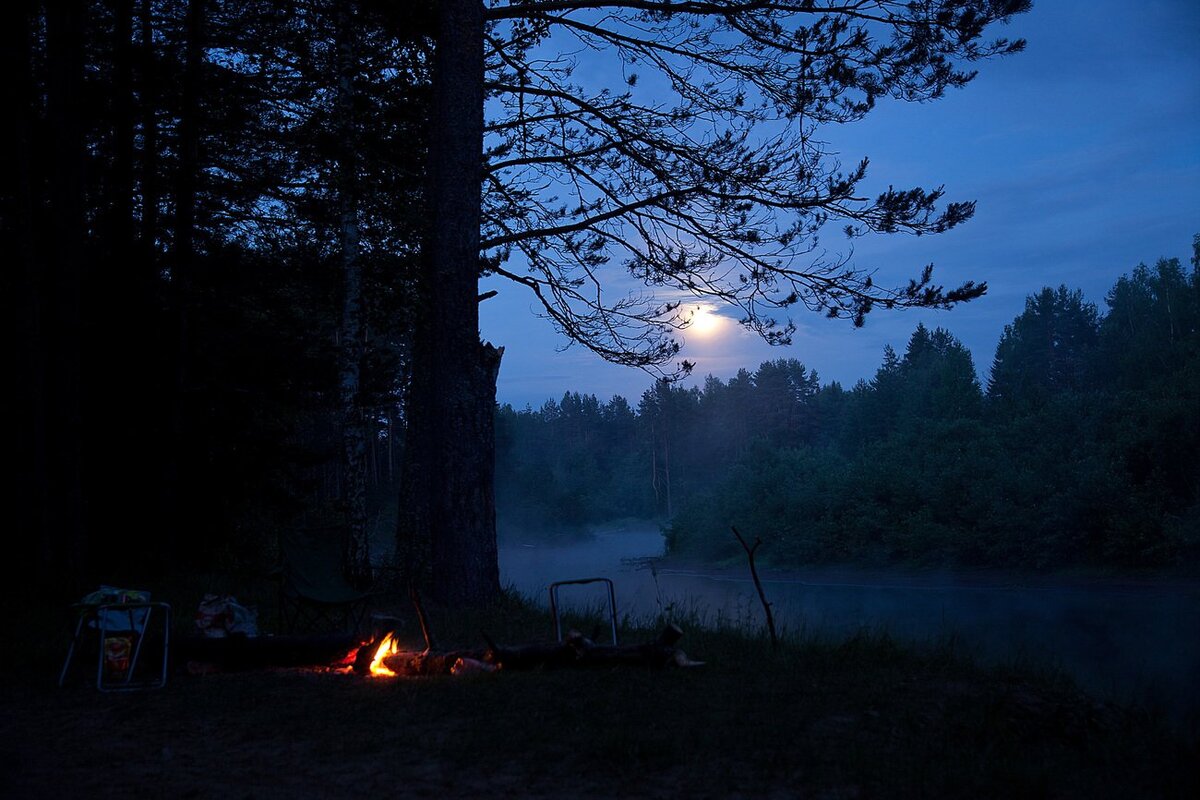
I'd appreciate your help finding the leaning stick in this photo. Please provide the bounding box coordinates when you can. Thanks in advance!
[409,583,436,652]
[731,526,779,652]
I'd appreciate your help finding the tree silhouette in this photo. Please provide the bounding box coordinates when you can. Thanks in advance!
[5,0,1032,598]
[481,1,1027,360]
[988,286,1099,406]
[410,0,1029,603]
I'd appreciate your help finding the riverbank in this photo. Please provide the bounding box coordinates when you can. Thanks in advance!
[500,525,1200,724]
[4,599,1196,799]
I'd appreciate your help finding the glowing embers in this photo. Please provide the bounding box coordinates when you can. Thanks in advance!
[368,632,400,677]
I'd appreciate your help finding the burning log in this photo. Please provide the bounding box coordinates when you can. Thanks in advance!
[352,631,482,677]
[380,649,494,676]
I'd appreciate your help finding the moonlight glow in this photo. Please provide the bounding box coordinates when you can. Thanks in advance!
[687,305,724,338]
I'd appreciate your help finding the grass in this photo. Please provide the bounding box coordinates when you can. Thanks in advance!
[2,590,1196,799]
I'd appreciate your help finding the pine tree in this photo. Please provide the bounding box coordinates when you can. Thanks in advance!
[987,286,1099,406]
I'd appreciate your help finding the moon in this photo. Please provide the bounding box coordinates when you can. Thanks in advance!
[687,305,724,338]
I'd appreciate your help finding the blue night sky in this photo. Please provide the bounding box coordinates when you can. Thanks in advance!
[481,0,1200,409]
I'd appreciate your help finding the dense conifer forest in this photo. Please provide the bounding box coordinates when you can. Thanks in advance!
[7,0,424,588]
[497,241,1200,570]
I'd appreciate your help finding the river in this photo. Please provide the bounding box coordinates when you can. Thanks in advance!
[499,522,1200,718]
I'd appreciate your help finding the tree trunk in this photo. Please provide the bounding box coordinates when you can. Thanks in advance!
[139,0,159,260]
[5,0,50,587]
[110,0,135,260]
[174,0,202,280]
[90,0,150,561]
[45,0,88,589]
[335,1,370,581]
[167,0,204,564]
[663,430,672,518]
[397,0,501,606]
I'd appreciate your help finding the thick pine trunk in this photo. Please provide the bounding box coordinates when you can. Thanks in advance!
[397,0,501,606]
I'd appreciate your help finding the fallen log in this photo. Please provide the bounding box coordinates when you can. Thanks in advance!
[562,624,690,669]
[177,624,702,676]
[178,634,363,672]
[378,649,493,676]
[375,624,702,676]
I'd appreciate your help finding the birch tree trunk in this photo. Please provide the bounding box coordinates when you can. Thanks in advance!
[139,0,159,261]
[335,2,371,582]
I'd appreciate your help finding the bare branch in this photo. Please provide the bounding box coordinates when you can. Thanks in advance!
[731,525,779,651]
[478,0,1025,366]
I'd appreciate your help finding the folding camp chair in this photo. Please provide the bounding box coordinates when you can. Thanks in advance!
[59,594,171,691]
[277,526,373,636]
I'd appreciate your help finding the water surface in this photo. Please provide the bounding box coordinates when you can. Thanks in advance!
[500,523,1200,717]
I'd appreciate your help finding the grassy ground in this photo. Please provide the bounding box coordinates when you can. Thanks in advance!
[3,592,1195,799]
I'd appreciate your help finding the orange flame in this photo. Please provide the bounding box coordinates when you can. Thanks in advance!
[369,632,399,677]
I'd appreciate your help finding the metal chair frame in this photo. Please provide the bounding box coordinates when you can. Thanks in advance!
[548,577,619,645]
[59,602,171,691]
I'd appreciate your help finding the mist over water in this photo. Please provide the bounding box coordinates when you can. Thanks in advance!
[500,522,1200,719]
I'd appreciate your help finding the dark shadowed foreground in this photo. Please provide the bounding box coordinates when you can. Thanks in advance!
[3,601,1195,799]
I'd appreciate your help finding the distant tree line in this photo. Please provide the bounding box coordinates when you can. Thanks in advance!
[497,240,1200,569]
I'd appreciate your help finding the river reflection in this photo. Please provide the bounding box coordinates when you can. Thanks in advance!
[499,524,1200,717]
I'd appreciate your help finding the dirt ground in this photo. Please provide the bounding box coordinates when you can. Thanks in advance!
[4,593,1196,799]
[4,634,1197,800]
[3,669,740,800]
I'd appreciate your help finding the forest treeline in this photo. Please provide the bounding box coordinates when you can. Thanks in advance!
[497,242,1200,569]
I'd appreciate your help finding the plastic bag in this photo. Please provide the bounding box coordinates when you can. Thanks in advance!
[195,594,259,637]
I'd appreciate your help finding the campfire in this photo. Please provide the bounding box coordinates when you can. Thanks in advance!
[366,632,400,677]
[183,591,702,676]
